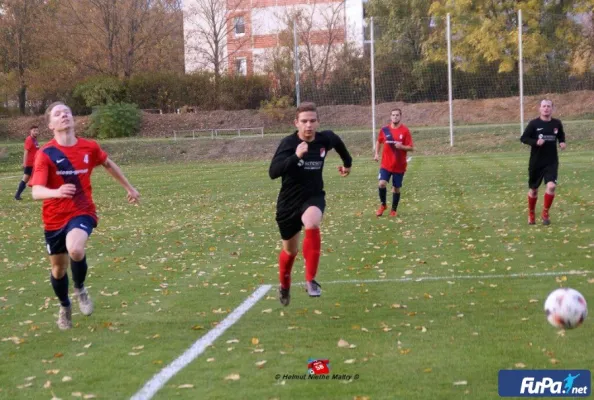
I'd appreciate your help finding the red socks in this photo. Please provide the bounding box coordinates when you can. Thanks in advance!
[528,195,537,213]
[279,250,296,289]
[543,192,555,212]
[303,228,321,282]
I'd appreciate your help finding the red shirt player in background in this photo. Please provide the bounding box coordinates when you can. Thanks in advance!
[29,101,140,330]
[14,125,40,200]
[374,108,414,217]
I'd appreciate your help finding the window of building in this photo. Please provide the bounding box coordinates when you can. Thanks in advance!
[234,16,245,36]
[235,57,247,76]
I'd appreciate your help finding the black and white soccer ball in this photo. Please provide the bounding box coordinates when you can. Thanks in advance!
[544,288,588,329]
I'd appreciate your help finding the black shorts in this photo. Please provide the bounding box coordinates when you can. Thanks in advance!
[276,195,326,240]
[23,166,33,175]
[44,215,96,255]
[528,163,558,189]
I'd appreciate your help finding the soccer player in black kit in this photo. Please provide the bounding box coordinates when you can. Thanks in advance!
[269,102,353,306]
[520,99,566,225]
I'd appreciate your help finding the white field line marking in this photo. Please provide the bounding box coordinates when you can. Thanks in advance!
[130,284,272,400]
[285,270,590,287]
[0,175,19,180]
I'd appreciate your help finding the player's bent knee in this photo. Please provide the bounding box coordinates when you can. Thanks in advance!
[50,264,68,278]
[378,181,387,188]
[303,222,320,230]
[68,247,86,261]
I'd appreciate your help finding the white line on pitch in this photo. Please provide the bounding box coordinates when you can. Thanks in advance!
[130,284,272,400]
[0,175,19,180]
[281,270,590,287]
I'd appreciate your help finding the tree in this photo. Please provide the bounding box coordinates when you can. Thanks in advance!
[0,0,48,114]
[426,0,579,74]
[58,0,183,78]
[184,0,251,107]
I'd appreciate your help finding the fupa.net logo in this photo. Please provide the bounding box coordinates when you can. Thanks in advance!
[499,369,591,397]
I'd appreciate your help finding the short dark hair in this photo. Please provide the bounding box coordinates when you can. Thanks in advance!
[29,125,38,131]
[45,101,66,125]
[296,102,318,119]
[391,108,402,115]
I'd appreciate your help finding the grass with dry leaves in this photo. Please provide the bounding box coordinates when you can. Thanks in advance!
[0,147,593,400]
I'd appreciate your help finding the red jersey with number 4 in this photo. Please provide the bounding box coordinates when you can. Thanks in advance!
[24,135,40,167]
[29,138,108,231]
[378,124,413,173]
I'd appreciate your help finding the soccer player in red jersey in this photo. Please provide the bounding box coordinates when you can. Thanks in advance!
[29,102,140,330]
[14,125,40,200]
[269,102,352,306]
[374,108,414,217]
[520,99,566,225]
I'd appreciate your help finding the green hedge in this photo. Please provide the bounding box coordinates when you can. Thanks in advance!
[87,103,141,139]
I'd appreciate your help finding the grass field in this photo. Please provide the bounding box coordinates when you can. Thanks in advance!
[0,130,593,399]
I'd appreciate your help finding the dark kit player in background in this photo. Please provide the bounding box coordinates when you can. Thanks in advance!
[269,102,353,306]
[520,99,566,225]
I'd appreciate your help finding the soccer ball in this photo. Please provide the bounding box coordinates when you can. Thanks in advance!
[544,288,588,329]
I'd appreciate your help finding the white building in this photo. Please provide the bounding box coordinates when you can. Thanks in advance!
[183,0,365,75]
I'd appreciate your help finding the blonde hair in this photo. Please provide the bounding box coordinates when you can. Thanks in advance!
[45,101,66,125]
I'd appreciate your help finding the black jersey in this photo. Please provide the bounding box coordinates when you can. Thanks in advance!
[269,130,352,214]
[520,118,566,168]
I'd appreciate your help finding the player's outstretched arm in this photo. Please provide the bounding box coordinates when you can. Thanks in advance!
[101,158,140,204]
[330,132,353,172]
[374,141,382,161]
[520,121,537,146]
[269,139,300,179]
[32,184,76,200]
[558,121,567,149]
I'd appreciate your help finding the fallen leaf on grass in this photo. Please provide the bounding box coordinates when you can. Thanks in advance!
[251,338,259,345]
[177,384,194,389]
[344,359,356,364]
[62,376,72,382]
[224,374,240,381]
[337,339,350,348]
[255,360,267,368]
[207,358,215,362]
[515,363,526,368]
[44,380,51,388]
[453,381,468,386]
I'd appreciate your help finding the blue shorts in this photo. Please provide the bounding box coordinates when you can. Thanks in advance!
[44,215,96,255]
[378,168,404,188]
